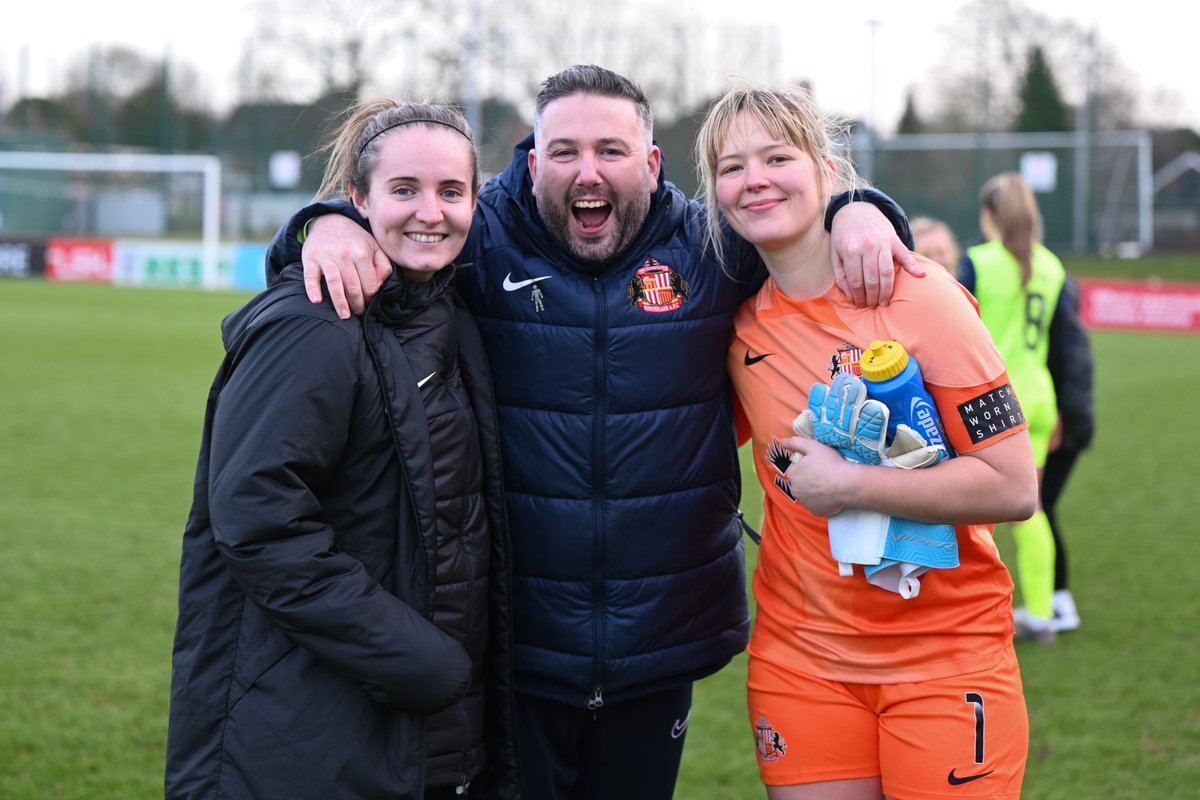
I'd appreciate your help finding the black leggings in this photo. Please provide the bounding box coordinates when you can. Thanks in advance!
[1041,445,1083,591]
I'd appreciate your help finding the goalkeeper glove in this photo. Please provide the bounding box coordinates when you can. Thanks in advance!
[791,373,957,598]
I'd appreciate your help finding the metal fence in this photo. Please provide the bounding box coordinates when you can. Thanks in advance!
[854,130,1153,256]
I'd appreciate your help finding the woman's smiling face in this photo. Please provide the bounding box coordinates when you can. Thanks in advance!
[349,125,477,282]
[714,112,830,254]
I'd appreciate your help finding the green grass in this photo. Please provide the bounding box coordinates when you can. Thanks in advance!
[1,276,1198,798]
[0,281,251,799]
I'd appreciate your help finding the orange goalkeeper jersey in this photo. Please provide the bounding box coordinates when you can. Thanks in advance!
[730,260,1026,684]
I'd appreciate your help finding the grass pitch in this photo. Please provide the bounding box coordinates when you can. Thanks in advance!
[1,277,1197,798]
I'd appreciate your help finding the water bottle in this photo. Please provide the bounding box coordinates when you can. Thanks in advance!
[858,340,952,457]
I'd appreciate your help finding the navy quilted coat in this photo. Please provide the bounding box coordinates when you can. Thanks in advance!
[457,136,753,707]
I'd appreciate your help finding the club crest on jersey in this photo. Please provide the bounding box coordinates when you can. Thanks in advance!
[627,257,690,313]
[828,342,863,379]
[755,716,788,762]
[766,437,797,502]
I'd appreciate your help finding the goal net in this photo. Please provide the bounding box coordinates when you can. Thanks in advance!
[0,150,224,287]
[855,130,1152,256]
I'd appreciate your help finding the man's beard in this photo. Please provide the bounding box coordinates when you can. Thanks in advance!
[535,186,652,263]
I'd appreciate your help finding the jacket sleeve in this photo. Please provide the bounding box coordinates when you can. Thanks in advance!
[264,199,369,283]
[708,209,768,302]
[207,314,471,712]
[1047,275,1096,449]
[822,188,914,249]
[957,255,976,295]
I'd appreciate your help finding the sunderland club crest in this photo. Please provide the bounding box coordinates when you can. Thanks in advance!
[754,716,787,762]
[627,257,690,313]
[828,342,863,380]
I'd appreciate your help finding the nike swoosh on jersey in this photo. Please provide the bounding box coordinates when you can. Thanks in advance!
[670,711,691,739]
[947,769,994,785]
[417,372,437,388]
[744,351,773,366]
[503,273,554,291]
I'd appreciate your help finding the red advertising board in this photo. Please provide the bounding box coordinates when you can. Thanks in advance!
[45,237,116,283]
[1079,278,1200,333]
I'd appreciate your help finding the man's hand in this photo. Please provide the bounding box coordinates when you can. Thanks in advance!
[830,202,923,308]
[302,215,392,319]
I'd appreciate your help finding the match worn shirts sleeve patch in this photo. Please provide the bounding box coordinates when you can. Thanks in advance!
[931,378,1027,454]
[957,383,1026,444]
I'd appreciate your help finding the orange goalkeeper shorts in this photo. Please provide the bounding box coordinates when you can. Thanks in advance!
[747,647,1028,799]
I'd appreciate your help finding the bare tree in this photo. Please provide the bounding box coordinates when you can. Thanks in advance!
[63,46,160,104]
[58,47,209,147]
[234,0,790,132]
[918,0,1139,132]
[482,0,769,123]
[60,46,147,142]
[242,0,420,103]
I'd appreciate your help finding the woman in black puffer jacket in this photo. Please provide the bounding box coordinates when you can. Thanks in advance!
[166,100,518,800]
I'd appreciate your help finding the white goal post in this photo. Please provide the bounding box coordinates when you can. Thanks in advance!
[0,151,223,287]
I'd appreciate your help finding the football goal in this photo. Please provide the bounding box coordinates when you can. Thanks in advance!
[854,130,1152,256]
[0,150,223,287]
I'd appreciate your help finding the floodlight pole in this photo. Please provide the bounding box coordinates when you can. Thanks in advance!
[465,0,482,138]
[1072,29,1094,254]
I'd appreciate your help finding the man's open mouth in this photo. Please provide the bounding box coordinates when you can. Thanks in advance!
[572,199,612,232]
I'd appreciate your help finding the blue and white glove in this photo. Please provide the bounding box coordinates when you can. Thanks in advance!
[792,373,958,599]
[792,371,887,465]
[792,372,947,469]
[863,518,959,598]
[791,372,889,571]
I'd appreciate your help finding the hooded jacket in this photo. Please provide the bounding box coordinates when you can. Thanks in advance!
[166,266,518,799]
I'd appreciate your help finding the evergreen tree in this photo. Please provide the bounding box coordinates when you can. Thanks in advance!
[5,98,85,140]
[897,89,924,134]
[1016,45,1071,132]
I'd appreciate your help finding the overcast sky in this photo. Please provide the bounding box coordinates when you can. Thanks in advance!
[3,0,1197,133]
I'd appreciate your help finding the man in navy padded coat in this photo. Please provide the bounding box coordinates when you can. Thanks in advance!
[268,65,916,799]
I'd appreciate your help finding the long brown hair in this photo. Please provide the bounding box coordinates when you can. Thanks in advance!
[313,99,480,202]
[979,172,1041,286]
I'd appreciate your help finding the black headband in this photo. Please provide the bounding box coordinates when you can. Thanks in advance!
[358,118,472,157]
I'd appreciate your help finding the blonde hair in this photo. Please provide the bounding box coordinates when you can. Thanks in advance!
[695,82,863,271]
[313,99,480,203]
[979,172,1041,286]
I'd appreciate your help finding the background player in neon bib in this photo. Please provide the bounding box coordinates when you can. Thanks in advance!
[696,84,1039,800]
[962,172,1068,642]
